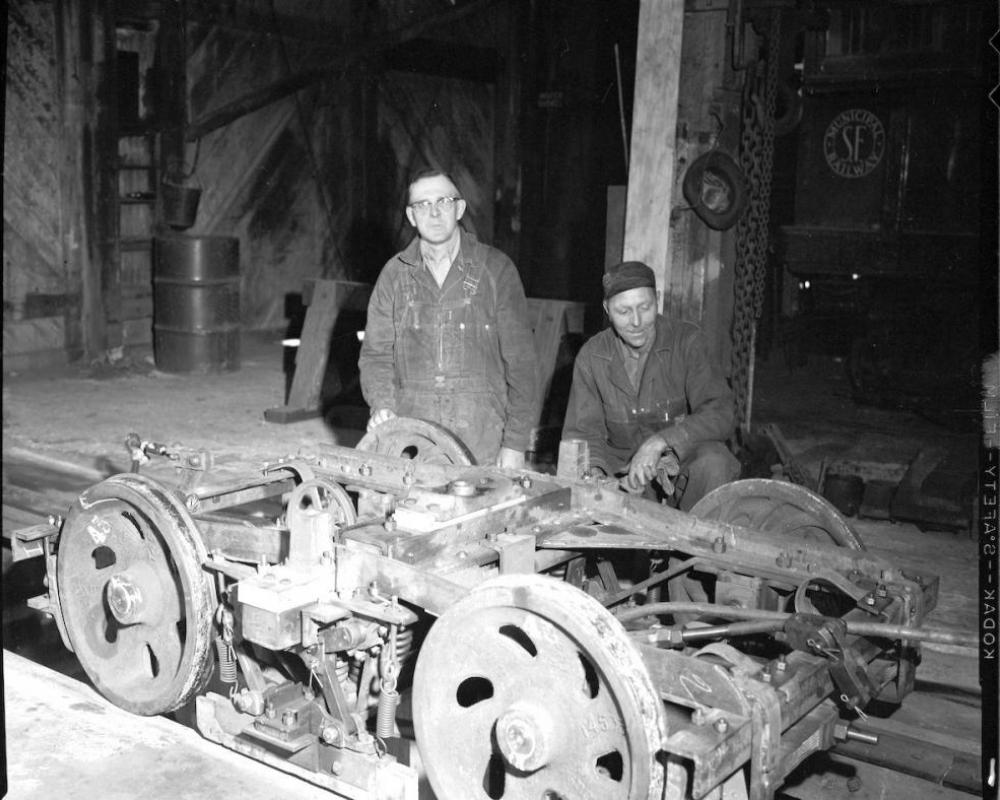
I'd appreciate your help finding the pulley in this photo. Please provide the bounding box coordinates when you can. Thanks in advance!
[412,575,667,800]
[55,474,216,715]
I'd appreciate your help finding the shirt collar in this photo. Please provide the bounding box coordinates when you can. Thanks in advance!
[614,333,654,360]
[419,233,462,273]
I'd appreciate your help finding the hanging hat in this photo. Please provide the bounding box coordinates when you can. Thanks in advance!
[603,261,656,299]
[682,151,749,231]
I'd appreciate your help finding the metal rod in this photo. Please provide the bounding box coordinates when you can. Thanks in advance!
[615,602,979,647]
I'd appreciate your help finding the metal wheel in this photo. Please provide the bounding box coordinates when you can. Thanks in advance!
[56,474,216,715]
[356,416,475,466]
[286,478,357,529]
[412,575,666,800]
[690,478,864,549]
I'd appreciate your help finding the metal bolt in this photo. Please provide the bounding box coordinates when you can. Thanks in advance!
[495,705,552,772]
[520,476,533,489]
[282,710,297,727]
[846,775,863,793]
[359,464,372,477]
[185,494,200,511]
[865,594,876,606]
[331,760,343,775]
[714,718,729,734]
[712,537,726,554]
[876,583,887,598]
[383,518,397,531]
[776,655,788,672]
[691,707,707,726]
[322,725,343,746]
[761,670,772,683]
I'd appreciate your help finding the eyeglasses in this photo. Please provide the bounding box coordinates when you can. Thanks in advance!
[409,196,460,214]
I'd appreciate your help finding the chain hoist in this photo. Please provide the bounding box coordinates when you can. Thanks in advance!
[731,10,781,432]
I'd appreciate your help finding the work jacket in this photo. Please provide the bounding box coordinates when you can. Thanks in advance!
[562,316,735,476]
[359,230,538,461]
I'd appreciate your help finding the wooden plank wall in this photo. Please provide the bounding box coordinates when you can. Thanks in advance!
[624,1,740,370]
[185,17,355,329]
[3,0,69,371]
[669,8,740,370]
[375,71,495,255]
[183,2,517,330]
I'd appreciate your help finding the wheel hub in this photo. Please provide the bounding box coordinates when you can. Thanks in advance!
[496,702,557,772]
[106,573,143,623]
[105,562,163,625]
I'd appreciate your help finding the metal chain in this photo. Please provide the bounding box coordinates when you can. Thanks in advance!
[731,10,781,432]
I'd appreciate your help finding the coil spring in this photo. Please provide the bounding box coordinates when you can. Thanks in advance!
[376,686,400,739]
[394,626,414,663]
[214,637,237,684]
[336,656,356,701]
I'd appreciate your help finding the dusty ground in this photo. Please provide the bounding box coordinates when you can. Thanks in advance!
[2,332,356,474]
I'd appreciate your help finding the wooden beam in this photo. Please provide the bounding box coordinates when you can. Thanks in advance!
[264,280,372,424]
[185,0,498,141]
[60,0,108,359]
[492,1,522,263]
[623,0,685,307]
[383,38,499,83]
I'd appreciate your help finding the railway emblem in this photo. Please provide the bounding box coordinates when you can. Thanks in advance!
[823,108,885,178]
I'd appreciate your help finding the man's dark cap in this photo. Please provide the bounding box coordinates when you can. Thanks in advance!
[603,261,656,300]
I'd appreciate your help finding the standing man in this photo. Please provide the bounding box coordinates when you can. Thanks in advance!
[562,261,740,510]
[358,169,537,468]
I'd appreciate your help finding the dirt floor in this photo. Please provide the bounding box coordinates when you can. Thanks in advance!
[2,332,352,471]
[1,331,987,799]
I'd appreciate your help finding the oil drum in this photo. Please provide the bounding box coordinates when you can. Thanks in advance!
[153,235,240,373]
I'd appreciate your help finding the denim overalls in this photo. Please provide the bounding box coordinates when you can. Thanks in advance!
[393,260,505,463]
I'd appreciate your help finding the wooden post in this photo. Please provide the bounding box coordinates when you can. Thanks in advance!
[493,1,522,265]
[264,280,372,424]
[623,0,684,311]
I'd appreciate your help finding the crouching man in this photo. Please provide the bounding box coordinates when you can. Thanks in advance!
[562,261,740,510]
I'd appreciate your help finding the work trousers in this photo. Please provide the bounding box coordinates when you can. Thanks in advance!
[668,441,742,512]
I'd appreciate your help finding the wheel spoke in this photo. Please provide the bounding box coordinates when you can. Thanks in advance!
[428,698,500,779]
[117,622,182,684]
[581,694,630,754]
[511,765,627,800]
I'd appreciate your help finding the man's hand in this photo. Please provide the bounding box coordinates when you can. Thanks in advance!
[655,450,681,495]
[624,434,669,492]
[367,407,397,431]
[496,447,525,470]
